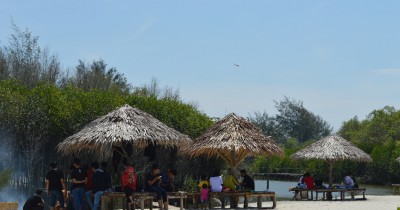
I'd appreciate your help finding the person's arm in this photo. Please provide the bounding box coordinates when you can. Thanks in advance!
[147,175,162,186]
[61,178,66,191]
[45,179,49,196]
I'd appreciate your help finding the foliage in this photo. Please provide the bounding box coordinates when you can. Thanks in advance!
[182,175,199,193]
[0,169,12,190]
[249,97,332,144]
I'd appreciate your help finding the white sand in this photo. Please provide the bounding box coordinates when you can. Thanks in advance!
[272,195,400,210]
[168,195,400,210]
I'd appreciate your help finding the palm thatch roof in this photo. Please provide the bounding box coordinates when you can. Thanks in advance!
[184,113,284,169]
[291,135,372,162]
[57,104,191,157]
[291,135,371,186]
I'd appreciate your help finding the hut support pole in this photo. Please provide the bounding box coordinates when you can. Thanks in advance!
[328,162,333,187]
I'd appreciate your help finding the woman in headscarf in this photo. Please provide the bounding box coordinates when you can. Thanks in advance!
[121,166,137,206]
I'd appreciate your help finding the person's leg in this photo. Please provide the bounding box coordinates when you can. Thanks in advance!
[79,187,86,210]
[71,188,80,210]
[85,190,93,210]
[161,188,168,210]
[58,190,65,210]
[148,186,163,209]
[49,190,57,210]
[93,191,104,210]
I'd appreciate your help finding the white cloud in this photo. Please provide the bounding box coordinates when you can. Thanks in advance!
[373,68,400,75]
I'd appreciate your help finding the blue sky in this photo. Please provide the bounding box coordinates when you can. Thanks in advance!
[1,1,400,130]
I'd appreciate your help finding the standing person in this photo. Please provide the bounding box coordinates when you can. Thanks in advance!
[200,184,209,209]
[209,170,223,192]
[121,166,137,207]
[46,161,65,210]
[23,189,45,210]
[146,164,168,210]
[71,158,87,210]
[87,161,112,210]
[239,169,255,190]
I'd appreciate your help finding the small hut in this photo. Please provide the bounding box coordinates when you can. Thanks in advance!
[184,113,284,170]
[291,135,372,186]
[57,104,191,160]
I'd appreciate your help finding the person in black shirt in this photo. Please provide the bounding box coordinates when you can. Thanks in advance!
[45,161,65,210]
[159,169,178,192]
[23,189,45,210]
[240,169,255,190]
[146,164,168,210]
[87,161,112,210]
[70,158,87,210]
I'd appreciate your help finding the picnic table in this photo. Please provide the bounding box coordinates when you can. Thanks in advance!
[289,187,366,201]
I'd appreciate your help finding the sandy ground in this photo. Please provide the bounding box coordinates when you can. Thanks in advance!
[166,195,400,210]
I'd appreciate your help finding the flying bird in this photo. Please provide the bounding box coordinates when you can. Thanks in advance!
[234,63,240,67]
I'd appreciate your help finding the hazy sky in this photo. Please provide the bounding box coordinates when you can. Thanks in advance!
[1,1,400,130]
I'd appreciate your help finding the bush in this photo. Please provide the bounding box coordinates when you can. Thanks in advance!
[0,169,12,190]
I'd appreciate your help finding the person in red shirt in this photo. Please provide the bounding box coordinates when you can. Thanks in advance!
[121,166,138,206]
[303,172,315,189]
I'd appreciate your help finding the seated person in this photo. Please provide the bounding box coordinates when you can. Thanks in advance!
[160,168,178,192]
[303,172,315,189]
[239,169,255,190]
[209,170,223,192]
[344,172,355,189]
[314,177,326,189]
[146,164,168,210]
[23,189,45,210]
[222,168,239,191]
[121,166,138,206]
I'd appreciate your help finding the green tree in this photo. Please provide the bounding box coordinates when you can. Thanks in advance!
[3,23,61,87]
[275,97,332,143]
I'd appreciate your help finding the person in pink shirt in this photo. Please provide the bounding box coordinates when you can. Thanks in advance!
[200,184,210,209]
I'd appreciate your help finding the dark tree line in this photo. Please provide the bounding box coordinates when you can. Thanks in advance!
[0,24,216,194]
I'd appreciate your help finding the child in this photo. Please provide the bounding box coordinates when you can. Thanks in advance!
[198,174,210,190]
[200,184,210,209]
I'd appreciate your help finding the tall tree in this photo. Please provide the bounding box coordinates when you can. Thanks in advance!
[274,97,332,143]
[3,23,61,87]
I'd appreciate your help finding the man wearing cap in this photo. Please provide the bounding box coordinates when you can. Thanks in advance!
[45,161,65,210]
[23,189,45,210]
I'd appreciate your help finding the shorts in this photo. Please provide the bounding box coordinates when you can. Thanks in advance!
[49,190,64,207]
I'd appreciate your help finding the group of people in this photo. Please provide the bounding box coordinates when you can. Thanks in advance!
[295,171,359,190]
[24,158,177,210]
[197,168,255,208]
[122,164,178,210]
[40,158,113,210]
[24,158,255,210]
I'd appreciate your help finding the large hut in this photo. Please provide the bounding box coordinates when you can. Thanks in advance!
[291,135,372,186]
[184,113,284,170]
[57,104,191,160]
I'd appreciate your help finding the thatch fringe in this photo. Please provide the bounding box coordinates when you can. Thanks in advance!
[57,104,191,156]
[183,113,283,168]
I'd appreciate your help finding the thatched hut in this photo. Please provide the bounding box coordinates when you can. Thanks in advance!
[57,104,191,159]
[184,113,284,170]
[291,135,372,186]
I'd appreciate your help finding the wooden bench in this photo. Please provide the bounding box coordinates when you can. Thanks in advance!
[188,191,276,209]
[289,187,366,201]
[391,184,400,194]
[243,191,276,209]
[100,191,187,210]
